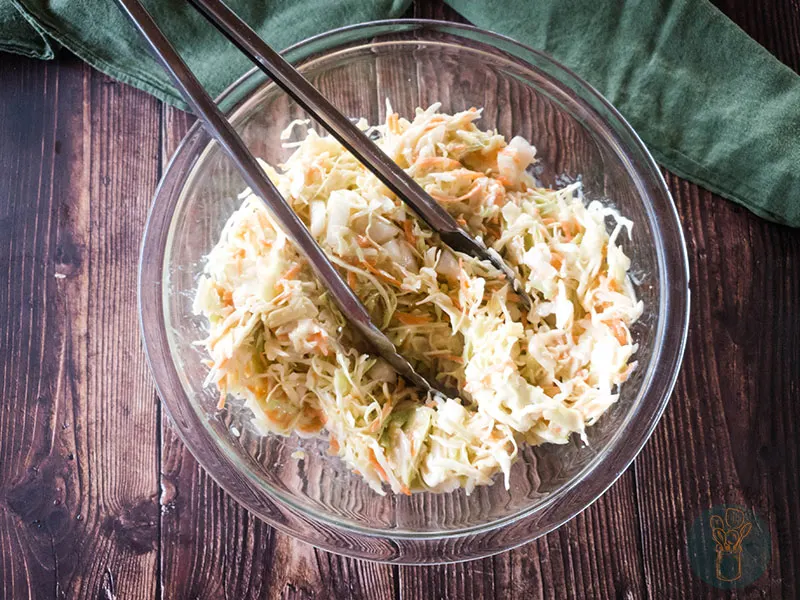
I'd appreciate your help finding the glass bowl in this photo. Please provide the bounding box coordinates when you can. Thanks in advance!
[139,20,690,563]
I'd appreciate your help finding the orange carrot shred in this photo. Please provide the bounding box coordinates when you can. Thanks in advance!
[309,331,329,356]
[283,264,302,280]
[442,354,464,364]
[609,320,628,346]
[394,311,431,325]
[369,448,388,482]
[403,220,416,245]
[360,260,402,286]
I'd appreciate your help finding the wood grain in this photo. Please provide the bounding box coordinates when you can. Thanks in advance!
[0,1,799,598]
[0,55,161,598]
[386,3,649,599]
[634,172,800,599]
[158,105,284,600]
[158,61,398,599]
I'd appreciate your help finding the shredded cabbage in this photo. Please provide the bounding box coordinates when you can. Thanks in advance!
[193,103,643,495]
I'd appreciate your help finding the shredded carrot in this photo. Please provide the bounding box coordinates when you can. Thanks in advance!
[387,112,400,134]
[217,390,227,410]
[355,235,372,248]
[559,220,577,241]
[485,224,501,239]
[442,353,464,365]
[328,437,340,455]
[256,212,271,231]
[296,408,325,434]
[414,156,461,170]
[394,311,432,325]
[265,407,294,428]
[221,289,233,307]
[360,260,402,286]
[551,253,563,270]
[609,320,628,346]
[402,220,416,246]
[399,484,412,496]
[369,448,388,482]
[296,420,320,434]
[347,271,357,288]
[308,331,329,356]
[488,185,506,206]
[543,385,560,397]
[381,400,393,419]
[456,216,468,228]
[283,264,302,280]
[369,400,393,433]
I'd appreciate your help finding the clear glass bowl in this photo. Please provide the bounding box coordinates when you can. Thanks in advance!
[139,20,690,563]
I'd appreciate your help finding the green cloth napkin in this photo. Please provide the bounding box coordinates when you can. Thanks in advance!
[2,0,799,226]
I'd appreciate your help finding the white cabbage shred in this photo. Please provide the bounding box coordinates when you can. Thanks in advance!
[193,103,643,495]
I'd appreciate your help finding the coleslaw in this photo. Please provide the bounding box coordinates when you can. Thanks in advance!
[193,103,642,495]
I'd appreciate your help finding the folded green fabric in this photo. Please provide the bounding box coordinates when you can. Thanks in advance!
[448,0,800,226]
[1,1,52,58]
[2,0,411,104]
[1,0,798,226]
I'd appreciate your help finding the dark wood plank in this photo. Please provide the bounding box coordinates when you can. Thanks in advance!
[633,173,800,599]
[397,3,650,599]
[0,55,160,599]
[158,61,397,598]
[158,105,280,600]
[398,471,647,600]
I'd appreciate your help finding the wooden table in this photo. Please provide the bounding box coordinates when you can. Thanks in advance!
[1,1,798,598]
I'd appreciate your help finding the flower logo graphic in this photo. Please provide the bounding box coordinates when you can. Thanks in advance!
[687,505,771,589]
[710,508,752,581]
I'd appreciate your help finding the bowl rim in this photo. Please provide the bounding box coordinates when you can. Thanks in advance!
[139,18,690,562]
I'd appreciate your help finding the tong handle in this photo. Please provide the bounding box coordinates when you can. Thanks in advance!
[115,0,450,398]
[189,0,533,311]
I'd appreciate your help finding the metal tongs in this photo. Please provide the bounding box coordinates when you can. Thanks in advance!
[118,0,533,398]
